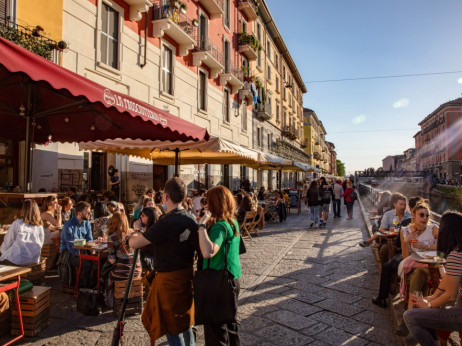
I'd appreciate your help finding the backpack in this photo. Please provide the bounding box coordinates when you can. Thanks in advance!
[350,190,357,201]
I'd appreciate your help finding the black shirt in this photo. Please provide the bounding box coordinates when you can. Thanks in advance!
[142,208,198,272]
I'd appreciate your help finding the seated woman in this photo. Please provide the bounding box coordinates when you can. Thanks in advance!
[60,197,75,224]
[396,201,439,337]
[135,207,159,272]
[0,199,44,265]
[40,195,62,245]
[236,195,265,230]
[93,202,111,239]
[133,195,150,221]
[106,212,142,281]
[404,210,462,345]
[269,191,286,223]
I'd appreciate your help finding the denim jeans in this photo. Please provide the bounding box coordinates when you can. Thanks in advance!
[404,295,462,346]
[333,199,341,216]
[310,206,319,225]
[166,328,195,346]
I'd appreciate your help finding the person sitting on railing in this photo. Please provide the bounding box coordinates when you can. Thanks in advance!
[395,201,439,337]
[371,196,426,308]
[404,210,462,345]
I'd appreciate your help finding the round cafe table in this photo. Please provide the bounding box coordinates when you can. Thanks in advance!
[411,252,446,294]
[377,230,398,261]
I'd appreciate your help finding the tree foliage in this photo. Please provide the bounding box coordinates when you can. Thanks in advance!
[336,159,345,177]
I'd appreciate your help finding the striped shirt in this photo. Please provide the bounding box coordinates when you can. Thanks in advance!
[446,250,462,277]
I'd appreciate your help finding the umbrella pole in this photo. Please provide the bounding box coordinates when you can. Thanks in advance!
[24,116,31,192]
[174,148,179,177]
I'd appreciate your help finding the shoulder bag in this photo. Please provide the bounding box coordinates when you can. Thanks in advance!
[193,236,237,325]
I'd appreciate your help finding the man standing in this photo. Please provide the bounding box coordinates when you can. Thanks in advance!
[333,180,344,217]
[109,169,120,201]
[129,177,198,346]
[302,178,309,210]
[318,177,332,227]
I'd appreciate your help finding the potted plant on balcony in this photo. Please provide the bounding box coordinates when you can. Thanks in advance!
[179,2,187,14]
[32,25,44,37]
[192,18,199,27]
[57,40,68,50]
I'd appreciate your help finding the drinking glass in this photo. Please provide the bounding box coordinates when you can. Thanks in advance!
[392,216,399,226]
[412,290,422,308]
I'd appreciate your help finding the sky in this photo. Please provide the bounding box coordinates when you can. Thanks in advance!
[266,0,462,175]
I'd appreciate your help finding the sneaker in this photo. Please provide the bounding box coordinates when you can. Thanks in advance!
[359,241,370,247]
[309,222,314,228]
[320,221,326,227]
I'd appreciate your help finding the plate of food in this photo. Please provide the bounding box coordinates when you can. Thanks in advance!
[416,250,437,258]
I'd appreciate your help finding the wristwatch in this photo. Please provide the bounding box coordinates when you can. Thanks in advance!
[199,224,207,229]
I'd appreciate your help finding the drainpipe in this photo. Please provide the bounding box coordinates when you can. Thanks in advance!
[140,12,148,68]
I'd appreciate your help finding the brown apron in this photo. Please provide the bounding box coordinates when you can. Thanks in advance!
[141,266,194,345]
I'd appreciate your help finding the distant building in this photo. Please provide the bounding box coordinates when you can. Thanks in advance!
[382,155,404,171]
[303,108,330,174]
[401,148,416,172]
[414,97,462,179]
[326,141,337,176]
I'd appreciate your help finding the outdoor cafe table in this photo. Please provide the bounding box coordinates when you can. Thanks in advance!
[411,252,446,295]
[73,243,108,299]
[0,265,31,345]
[376,230,399,261]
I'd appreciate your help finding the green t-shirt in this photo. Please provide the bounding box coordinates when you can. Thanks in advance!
[203,219,242,280]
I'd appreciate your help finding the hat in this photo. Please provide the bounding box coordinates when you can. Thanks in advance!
[106,201,118,208]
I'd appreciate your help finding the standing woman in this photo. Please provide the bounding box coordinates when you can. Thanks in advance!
[404,210,462,345]
[198,185,241,346]
[0,199,44,265]
[40,195,62,245]
[343,180,355,220]
[306,180,320,228]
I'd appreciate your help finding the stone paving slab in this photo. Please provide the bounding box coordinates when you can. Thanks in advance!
[0,201,396,345]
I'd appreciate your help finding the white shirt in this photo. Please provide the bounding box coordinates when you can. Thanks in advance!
[333,183,344,199]
[192,196,203,214]
[0,219,44,265]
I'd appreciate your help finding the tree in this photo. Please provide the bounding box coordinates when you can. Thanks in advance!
[336,159,345,177]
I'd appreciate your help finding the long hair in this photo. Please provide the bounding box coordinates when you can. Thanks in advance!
[437,210,462,258]
[411,201,430,225]
[40,195,57,213]
[207,186,238,236]
[308,181,317,193]
[240,195,253,212]
[107,212,129,248]
[140,207,159,229]
[134,195,150,211]
[21,199,43,226]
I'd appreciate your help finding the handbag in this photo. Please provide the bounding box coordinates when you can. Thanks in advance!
[239,235,247,255]
[193,240,237,325]
[76,288,103,316]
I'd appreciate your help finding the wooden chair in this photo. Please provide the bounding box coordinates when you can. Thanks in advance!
[266,204,279,223]
[240,211,258,240]
[113,277,144,317]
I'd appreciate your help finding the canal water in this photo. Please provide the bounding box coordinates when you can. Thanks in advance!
[429,191,462,215]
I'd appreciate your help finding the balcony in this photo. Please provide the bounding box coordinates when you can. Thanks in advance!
[300,138,309,149]
[192,35,224,78]
[152,1,197,56]
[281,126,296,140]
[197,0,224,19]
[0,20,64,63]
[313,152,321,160]
[238,32,260,61]
[239,81,253,103]
[255,101,271,121]
[238,0,258,21]
[125,0,152,21]
[219,60,244,93]
[314,137,320,145]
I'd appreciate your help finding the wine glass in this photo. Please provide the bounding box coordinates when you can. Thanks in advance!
[392,216,399,227]
[412,290,422,308]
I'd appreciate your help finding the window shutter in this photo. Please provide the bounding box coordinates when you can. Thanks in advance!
[0,0,7,24]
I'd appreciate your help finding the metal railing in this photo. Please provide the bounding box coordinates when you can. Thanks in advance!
[224,60,243,82]
[153,0,197,38]
[195,35,223,65]
[0,18,62,63]
[256,101,271,114]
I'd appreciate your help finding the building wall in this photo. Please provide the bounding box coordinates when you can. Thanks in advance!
[17,0,63,40]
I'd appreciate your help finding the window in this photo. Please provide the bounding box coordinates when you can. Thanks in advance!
[284,111,287,126]
[269,133,273,151]
[224,39,231,73]
[268,95,272,114]
[162,45,173,95]
[275,54,279,70]
[267,65,271,81]
[256,23,261,41]
[100,3,119,69]
[242,101,247,131]
[283,84,286,100]
[242,20,247,33]
[199,70,207,111]
[276,104,280,122]
[224,88,230,123]
[283,66,286,80]
[276,76,279,92]
[223,0,230,28]
[266,40,271,59]
[257,127,262,147]
[257,51,261,68]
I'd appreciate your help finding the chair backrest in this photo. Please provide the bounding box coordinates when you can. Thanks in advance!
[240,211,257,230]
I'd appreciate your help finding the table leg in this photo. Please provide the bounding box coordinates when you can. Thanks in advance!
[74,252,83,300]
[1,275,25,346]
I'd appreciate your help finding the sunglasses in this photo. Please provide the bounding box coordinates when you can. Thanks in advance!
[418,213,429,218]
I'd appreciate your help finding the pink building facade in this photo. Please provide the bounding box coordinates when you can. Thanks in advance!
[414,98,462,179]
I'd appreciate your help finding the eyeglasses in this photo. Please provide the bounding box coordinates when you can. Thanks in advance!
[418,213,429,219]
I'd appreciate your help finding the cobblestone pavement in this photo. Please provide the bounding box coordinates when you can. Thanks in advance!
[6,202,396,346]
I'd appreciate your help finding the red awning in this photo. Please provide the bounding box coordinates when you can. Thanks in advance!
[0,37,209,144]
